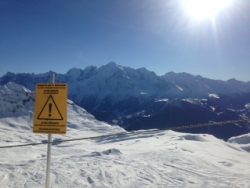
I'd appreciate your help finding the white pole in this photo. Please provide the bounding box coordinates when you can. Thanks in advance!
[45,134,52,188]
[45,72,55,188]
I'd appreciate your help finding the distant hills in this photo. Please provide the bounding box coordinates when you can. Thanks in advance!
[1,62,250,139]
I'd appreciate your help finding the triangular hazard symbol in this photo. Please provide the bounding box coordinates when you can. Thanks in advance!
[37,95,63,120]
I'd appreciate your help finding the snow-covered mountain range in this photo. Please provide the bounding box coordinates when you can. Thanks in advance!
[1,62,250,139]
[2,62,250,99]
[0,82,250,187]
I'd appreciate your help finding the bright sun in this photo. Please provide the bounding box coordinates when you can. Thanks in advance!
[183,0,232,21]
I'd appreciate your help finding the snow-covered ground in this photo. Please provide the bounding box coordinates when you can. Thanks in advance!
[0,82,250,187]
[0,128,250,188]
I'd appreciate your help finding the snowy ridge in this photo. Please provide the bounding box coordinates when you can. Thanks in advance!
[0,82,34,117]
[228,133,250,145]
[2,63,250,103]
[228,133,250,153]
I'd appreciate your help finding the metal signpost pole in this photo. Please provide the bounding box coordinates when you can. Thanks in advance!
[45,73,55,188]
[45,133,52,188]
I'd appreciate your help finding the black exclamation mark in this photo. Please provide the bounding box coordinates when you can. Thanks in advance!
[49,103,52,117]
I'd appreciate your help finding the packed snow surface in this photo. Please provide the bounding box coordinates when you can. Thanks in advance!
[0,127,250,187]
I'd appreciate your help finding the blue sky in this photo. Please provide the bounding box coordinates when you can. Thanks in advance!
[0,0,250,81]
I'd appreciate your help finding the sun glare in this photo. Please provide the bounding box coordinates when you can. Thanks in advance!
[183,0,232,21]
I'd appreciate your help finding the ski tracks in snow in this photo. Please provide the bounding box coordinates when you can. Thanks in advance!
[0,130,250,187]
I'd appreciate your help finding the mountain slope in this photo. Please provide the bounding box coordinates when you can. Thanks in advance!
[163,72,250,97]
[0,82,124,144]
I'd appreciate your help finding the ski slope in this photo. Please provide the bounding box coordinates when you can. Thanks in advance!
[0,128,249,188]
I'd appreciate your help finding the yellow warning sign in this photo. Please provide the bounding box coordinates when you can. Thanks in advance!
[33,84,68,134]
